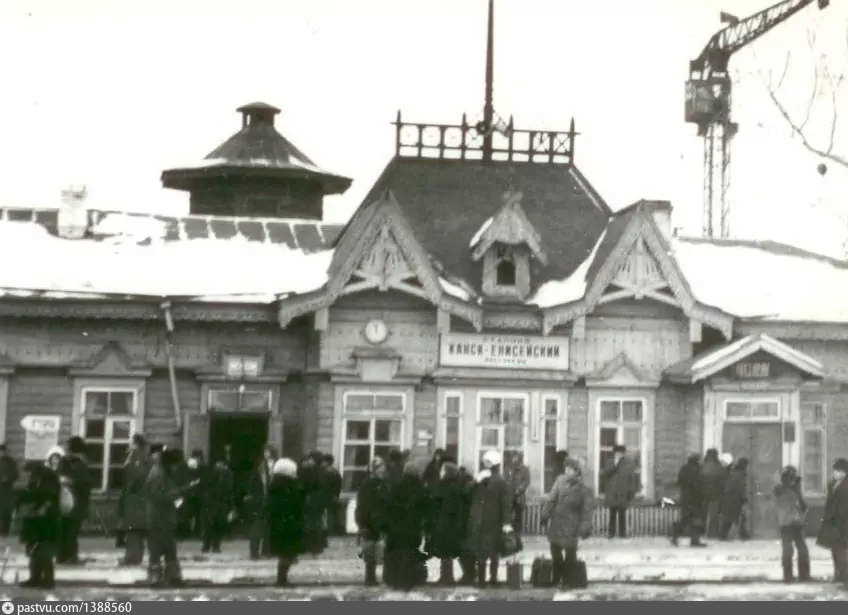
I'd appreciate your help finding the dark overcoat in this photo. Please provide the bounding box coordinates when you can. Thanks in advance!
[19,465,61,552]
[465,472,512,560]
[702,459,726,502]
[120,450,150,531]
[385,473,428,552]
[542,475,594,547]
[817,477,848,548]
[300,465,328,554]
[0,453,19,515]
[266,475,305,559]
[678,460,705,516]
[603,456,639,509]
[146,463,181,537]
[59,454,91,521]
[721,467,748,519]
[425,474,468,558]
[202,465,234,523]
[355,474,389,541]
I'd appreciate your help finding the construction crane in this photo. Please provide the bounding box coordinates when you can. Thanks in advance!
[686,0,830,238]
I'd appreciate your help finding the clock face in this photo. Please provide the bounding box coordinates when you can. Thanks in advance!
[364,319,388,344]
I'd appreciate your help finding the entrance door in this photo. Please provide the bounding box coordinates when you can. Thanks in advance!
[722,423,782,538]
[209,413,269,529]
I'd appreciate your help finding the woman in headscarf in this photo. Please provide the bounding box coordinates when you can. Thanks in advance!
[18,454,61,588]
[384,461,429,590]
[266,458,305,586]
[465,450,513,588]
[541,457,594,587]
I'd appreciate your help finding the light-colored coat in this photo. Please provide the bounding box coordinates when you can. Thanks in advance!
[541,475,594,547]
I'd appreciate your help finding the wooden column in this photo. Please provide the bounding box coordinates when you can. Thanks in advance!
[689,319,703,343]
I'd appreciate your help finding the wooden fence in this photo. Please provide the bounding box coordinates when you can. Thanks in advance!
[522,501,679,537]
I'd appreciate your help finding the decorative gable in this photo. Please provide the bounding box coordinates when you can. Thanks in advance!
[600,236,675,307]
[344,225,423,298]
[585,353,659,388]
[67,342,152,378]
[470,190,548,301]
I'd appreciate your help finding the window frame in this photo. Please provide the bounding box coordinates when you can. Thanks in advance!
[475,391,529,472]
[339,390,407,494]
[439,391,463,466]
[800,401,827,497]
[541,393,563,494]
[72,379,145,493]
[204,384,275,414]
[595,395,648,498]
[722,397,781,422]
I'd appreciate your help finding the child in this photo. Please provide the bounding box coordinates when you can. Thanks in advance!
[18,459,61,588]
[774,465,810,583]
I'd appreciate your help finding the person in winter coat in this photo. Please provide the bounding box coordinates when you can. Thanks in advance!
[320,454,342,535]
[504,453,531,535]
[384,461,429,590]
[602,445,639,539]
[146,447,190,587]
[246,446,277,559]
[266,458,305,586]
[182,450,207,539]
[671,454,707,547]
[118,434,150,566]
[542,457,594,587]
[57,437,90,565]
[465,450,513,588]
[720,458,750,540]
[455,466,478,586]
[701,449,725,539]
[385,448,405,489]
[300,453,329,555]
[356,456,390,586]
[816,458,848,586]
[201,459,234,553]
[18,458,61,588]
[425,460,468,585]
[774,465,810,583]
[0,444,19,537]
[422,448,445,492]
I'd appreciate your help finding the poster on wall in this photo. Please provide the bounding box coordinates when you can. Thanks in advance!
[439,332,570,370]
[21,415,62,461]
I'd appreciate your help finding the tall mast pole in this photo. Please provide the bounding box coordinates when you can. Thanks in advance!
[483,0,494,162]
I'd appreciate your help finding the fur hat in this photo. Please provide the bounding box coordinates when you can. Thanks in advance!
[833,458,848,473]
[272,458,298,478]
[719,452,734,466]
[482,450,502,468]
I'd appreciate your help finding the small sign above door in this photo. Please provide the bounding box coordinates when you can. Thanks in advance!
[734,362,770,379]
[439,333,570,370]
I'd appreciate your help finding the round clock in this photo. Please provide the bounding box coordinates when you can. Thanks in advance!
[364,319,389,345]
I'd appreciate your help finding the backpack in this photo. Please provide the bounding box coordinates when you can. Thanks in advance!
[59,484,75,516]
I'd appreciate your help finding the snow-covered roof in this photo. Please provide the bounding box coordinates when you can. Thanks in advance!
[530,228,607,308]
[673,237,848,322]
[0,210,336,303]
[468,217,492,249]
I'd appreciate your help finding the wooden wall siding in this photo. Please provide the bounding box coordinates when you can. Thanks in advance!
[0,318,310,372]
[332,289,436,311]
[683,387,704,456]
[571,316,691,376]
[566,385,589,467]
[320,308,438,373]
[279,380,306,458]
[790,340,848,382]
[314,380,335,455]
[411,383,437,463]
[654,384,688,498]
[590,298,684,320]
[146,370,199,448]
[6,369,73,461]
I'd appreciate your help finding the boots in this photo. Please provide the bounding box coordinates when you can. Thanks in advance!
[276,559,290,587]
[438,559,455,586]
[476,561,487,588]
[458,553,476,586]
[798,556,811,582]
[669,523,679,547]
[783,560,795,583]
[147,564,165,587]
[165,560,184,588]
[40,560,55,590]
[488,558,500,588]
[364,561,378,586]
[19,558,42,588]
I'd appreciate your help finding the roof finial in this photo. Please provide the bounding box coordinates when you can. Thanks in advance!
[483,0,494,163]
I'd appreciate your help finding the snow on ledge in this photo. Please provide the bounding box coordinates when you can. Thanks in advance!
[468,217,493,249]
[439,277,471,302]
[530,228,607,308]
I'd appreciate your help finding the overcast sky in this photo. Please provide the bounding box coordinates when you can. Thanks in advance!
[1,0,846,255]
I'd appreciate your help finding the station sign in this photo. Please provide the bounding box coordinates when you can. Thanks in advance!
[439,333,570,370]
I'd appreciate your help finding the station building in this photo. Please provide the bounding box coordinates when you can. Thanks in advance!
[1,98,846,536]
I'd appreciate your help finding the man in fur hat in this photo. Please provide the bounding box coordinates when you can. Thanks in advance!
[57,436,90,564]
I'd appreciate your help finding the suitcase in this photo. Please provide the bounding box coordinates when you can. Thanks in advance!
[530,557,554,587]
[565,559,588,589]
[506,561,523,590]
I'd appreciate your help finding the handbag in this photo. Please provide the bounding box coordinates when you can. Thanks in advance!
[499,530,522,557]
[506,559,522,590]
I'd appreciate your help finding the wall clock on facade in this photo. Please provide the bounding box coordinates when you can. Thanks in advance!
[364,319,389,345]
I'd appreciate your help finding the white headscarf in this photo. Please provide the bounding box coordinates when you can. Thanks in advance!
[272,457,298,478]
[45,445,64,462]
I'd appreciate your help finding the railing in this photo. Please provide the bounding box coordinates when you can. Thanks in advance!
[523,502,679,537]
[393,111,577,165]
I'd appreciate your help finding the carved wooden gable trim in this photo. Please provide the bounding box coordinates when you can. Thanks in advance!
[470,191,548,264]
[278,191,483,330]
[585,352,658,388]
[67,341,152,377]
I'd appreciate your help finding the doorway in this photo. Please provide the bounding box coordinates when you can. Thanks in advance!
[209,413,269,531]
[722,422,782,538]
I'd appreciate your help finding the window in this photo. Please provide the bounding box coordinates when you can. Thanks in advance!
[341,392,405,492]
[80,389,137,491]
[477,395,526,471]
[801,402,826,495]
[598,399,643,494]
[442,394,462,463]
[542,396,561,492]
[725,400,779,419]
[208,387,273,413]
[495,247,516,286]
